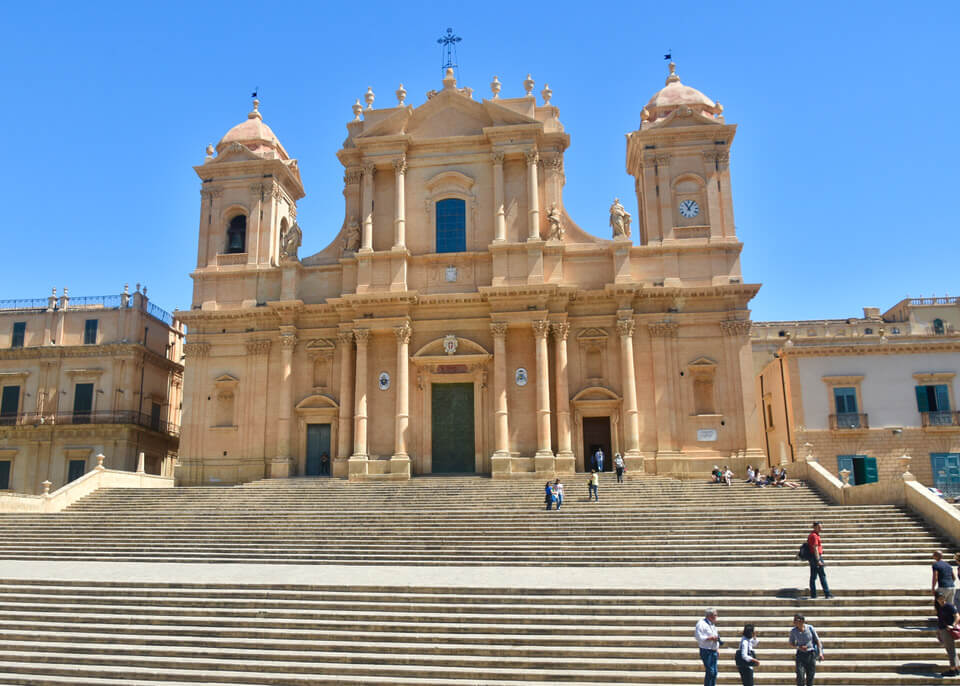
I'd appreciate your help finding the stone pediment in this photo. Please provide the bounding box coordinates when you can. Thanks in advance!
[413,335,489,358]
[405,92,494,138]
[295,393,338,410]
[577,327,609,340]
[645,106,723,129]
[572,386,619,402]
[209,143,262,163]
[355,107,412,138]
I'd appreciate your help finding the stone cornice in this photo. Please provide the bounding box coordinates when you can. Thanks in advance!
[0,343,181,372]
[781,339,960,358]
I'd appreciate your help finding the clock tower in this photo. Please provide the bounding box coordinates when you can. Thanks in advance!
[626,62,742,286]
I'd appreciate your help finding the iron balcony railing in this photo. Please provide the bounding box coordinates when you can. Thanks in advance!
[0,298,48,311]
[147,302,174,327]
[922,411,960,428]
[0,411,179,437]
[829,413,868,430]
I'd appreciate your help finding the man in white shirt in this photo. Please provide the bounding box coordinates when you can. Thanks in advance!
[695,608,721,686]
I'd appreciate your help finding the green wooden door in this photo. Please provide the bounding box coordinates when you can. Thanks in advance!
[431,383,475,473]
[305,424,331,476]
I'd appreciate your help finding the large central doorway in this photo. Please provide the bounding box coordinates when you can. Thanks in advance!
[431,383,475,473]
[582,416,612,472]
[305,423,331,476]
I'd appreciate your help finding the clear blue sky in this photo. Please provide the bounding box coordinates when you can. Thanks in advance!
[1,0,956,321]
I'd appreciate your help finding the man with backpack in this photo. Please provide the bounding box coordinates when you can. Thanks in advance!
[789,614,823,685]
[806,522,833,600]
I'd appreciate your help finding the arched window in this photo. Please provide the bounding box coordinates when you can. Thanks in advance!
[436,198,466,253]
[226,215,246,254]
[934,318,946,335]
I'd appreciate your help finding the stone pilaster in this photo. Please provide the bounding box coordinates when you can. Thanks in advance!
[490,322,510,475]
[350,329,371,477]
[525,150,540,240]
[722,319,766,461]
[617,318,644,468]
[393,156,407,249]
[361,161,375,252]
[648,321,680,462]
[491,152,506,242]
[532,320,554,471]
[552,322,574,473]
[336,331,354,474]
[391,323,412,477]
[276,328,296,466]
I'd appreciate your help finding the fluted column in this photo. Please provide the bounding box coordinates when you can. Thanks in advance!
[351,329,370,459]
[490,322,509,457]
[393,323,411,459]
[525,150,540,240]
[552,322,573,465]
[393,155,407,249]
[492,152,506,242]
[361,161,375,251]
[532,320,553,458]
[617,318,642,459]
[336,331,354,463]
[277,327,297,458]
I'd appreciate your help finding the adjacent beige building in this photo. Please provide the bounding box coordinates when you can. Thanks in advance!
[755,297,960,490]
[176,64,765,485]
[0,286,184,493]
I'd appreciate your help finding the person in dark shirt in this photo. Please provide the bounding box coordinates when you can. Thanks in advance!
[934,550,956,600]
[935,593,960,676]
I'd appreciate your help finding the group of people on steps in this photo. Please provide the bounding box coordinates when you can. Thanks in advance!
[543,448,625,510]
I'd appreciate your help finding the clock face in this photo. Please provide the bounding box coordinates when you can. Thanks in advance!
[679,199,700,219]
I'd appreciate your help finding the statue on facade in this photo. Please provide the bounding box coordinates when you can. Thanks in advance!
[343,218,361,253]
[546,204,564,241]
[279,221,302,261]
[609,198,632,238]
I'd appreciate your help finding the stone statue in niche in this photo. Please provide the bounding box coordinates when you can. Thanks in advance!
[342,218,361,253]
[546,204,564,241]
[609,198,632,238]
[279,221,302,261]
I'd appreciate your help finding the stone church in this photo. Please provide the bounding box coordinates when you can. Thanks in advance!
[175,64,764,484]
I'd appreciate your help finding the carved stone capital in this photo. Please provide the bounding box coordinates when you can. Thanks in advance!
[647,321,679,338]
[541,153,564,174]
[490,151,505,165]
[394,323,412,345]
[289,204,297,220]
[279,332,297,351]
[337,331,355,346]
[361,161,376,177]
[704,149,730,170]
[532,319,551,339]
[246,339,272,355]
[353,328,371,345]
[524,150,539,166]
[616,318,636,338]
[272,186,284,201]
[654,153,671,167]
[183,342,210,359]
[344,168,363,185]
[392,155,407,175]
[551,321,570,341]
[490,321,508,338]
[721,319,752,337]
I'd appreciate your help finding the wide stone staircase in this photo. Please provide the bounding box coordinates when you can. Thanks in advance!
[0,475,946,565]
[0,579,943,685]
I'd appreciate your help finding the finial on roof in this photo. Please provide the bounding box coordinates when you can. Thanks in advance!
[52,287,57,296]
[523,74,535,96]
[248,98,262,121]
[490,76,501,99]
[364,87,375,110]
[396,83,407,105]
[443,67,456,90]
[352,99,363,121]
[665,62,680,85]
[541,84,552,105]
[205,144,214,161]
[123,283,129,295]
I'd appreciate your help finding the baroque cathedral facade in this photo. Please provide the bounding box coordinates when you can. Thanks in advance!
[175,64,764,484]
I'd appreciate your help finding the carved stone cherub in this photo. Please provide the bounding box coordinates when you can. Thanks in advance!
[546,204,564,241]
[343,218,361,253]
[609,198,632,238]
[279,221,302,261]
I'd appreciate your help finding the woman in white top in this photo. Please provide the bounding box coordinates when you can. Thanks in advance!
[614,453,625,483]
[736,623,760,686]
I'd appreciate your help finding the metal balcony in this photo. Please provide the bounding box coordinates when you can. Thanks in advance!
[829,413,868,430]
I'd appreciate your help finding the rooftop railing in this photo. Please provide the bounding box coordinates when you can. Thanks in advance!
[0,298,49,311]
[147,302,174,327]
[911,296,958,305]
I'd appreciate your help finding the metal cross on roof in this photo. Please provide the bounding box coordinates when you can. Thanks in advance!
[437,27,462,79]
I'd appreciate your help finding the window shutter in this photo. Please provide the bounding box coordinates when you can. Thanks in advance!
[935,384,951,412]
[864,457,879,484]
[837,455,854,480]
[916,386,930,413]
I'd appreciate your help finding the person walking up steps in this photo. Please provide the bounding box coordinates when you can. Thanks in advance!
[935,592,960,677]
[695,608,721,686]
[614,453,625,483]
[789,614,823,685]
[806,522,833,599]
[934,550,956,601]
[736,624,760,686]
[588,470,599,502]
[554,479,564,510]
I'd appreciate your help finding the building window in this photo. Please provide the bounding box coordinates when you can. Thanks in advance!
[226,215,247,254]
[934,318,946,335]
[837,455,878,485]
[83,319,98,345]
[891,327,900,334]
[67,459,86,483]
[73,383,94,422]
[11,322,25,348]
[917,383,954,426]
[436,198,466,253]
[0,386,19,425]
[150,402,162,431]
[766,403,775,430]
[832,386,861,428]
[864,328,873,335]
[0,461,9,489]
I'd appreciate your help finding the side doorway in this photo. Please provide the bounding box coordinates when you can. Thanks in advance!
[932,453,960,497]
[305,423,332,477]
[582,417,612,472]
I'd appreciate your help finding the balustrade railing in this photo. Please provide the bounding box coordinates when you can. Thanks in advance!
[829,413,868,430]
[147,302,174,327]
[922,411,960,428]
[0,411,179,437]
[0,298,48,311]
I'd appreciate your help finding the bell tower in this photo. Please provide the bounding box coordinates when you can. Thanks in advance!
[626,63,741,285]
[191,99,305,307]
